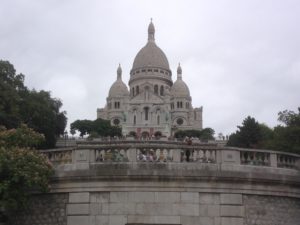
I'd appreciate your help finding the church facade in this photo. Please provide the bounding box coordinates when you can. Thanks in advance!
[97,21,203,137]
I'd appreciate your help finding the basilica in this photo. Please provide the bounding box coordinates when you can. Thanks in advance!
[97,20,203,137]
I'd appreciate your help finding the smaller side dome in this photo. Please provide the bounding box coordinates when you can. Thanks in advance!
[170,63,190,97]
[108,64,129,97]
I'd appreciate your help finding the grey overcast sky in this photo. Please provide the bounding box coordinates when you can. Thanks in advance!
[1,0,300,136]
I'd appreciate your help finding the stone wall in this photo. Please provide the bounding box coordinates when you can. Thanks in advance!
[244,195,300,225]
[9,192,300,225]
[9,193,68,225]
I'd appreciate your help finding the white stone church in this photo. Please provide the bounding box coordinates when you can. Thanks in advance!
[97,20,203,137]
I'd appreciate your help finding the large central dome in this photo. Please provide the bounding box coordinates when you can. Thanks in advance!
[131,20,170,72]
[132,42,170,70]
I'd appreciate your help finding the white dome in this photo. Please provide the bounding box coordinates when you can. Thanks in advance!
[131,21,170,71]
[109,80,129,97]
[170,63,190,97]
[132,42,170,71]
[170,79,190,97]
[108,64,129,97]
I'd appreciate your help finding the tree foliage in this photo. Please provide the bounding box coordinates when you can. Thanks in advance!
[0,126,53,220]
[70,118,122,137]
[227,109,300,153]
[227,116,262,148]
[174,128,215,141]
[0,60,67,148]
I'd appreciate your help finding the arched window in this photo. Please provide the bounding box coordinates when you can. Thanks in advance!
[157,115,160,125]
[154,85,158,94]
[160,85,164,96]
[136,86,139,95]
[186,102,189,109]
[144,107,149,120]
[132,87,135,96]
[133,115,136,125]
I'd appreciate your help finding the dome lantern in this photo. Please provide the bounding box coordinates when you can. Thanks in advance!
[177,63,182,80]
[148,18,155,42]
[117,63,122,80]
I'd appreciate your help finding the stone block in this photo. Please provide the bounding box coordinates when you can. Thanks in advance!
[220,194,242,205]
[214,217,221,225]
[173,203,199,216]
[128,215,180,224]
[208,204,220,217]
[221,150,240,164]
[154,216,180,224]
[181,192,199,203]
[109,203,135,214]
[155,192,180,203]
[128,191,154,202]
[221,217,243,225]
[101,203,109,214]
[69,192,90,203]
[95,215,109,225]
[199,193,220,204]
[181,216,214,225]
[90,203,100,215]
[67,216,95,225]
[128,215,154,224]
[75,150,89,163]
[109,215,127,225]
[135,203,173,215]
[220,205,244,217]
[110,192,128,202]
[90,192,109,203]
[67,204,89,215]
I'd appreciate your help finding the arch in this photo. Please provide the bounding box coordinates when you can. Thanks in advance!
[157,115,160,125]
[154,131,162,137]
[128,131,137,137]
[141,131,150,138]
[160,85,164,96]
[144,107,149,120]
[154,85,158,94]
[132,87,135,96]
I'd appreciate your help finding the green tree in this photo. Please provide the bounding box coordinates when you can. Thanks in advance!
[70,118,122,137]
[174,128,215,141]
[0,126,53,221]
[0,60,25,128]
[270,108,300,153]
[0,124,45,148]
[0,60,67,148]
[227,116,262,148]
[19,89,67,148]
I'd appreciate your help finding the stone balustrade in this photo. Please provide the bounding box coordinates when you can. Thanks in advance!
[41,141,300,171]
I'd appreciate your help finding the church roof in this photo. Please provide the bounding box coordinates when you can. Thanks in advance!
[170,64,190,97]
[108,64,129,97]
[131,20,170,71]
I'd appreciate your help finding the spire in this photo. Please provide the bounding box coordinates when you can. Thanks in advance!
[117,63,122,80]
[148,18,155,42]
[177,63,182,80]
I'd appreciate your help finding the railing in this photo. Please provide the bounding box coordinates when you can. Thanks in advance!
[277,154,298,169]
[181,149,216,163]
[41,142,300,171]
[240,150,270,166]
[42,149,72,165]
[95,148,129,162]
[137,148,174,162]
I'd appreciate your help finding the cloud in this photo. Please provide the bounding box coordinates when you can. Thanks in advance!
[0,0,299,135]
